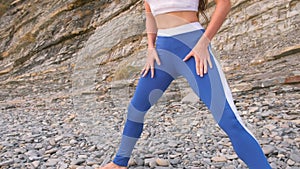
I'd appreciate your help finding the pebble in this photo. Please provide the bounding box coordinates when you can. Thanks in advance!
[45,148,58,154]
[226,154,238,160]
[32,161,40,168]
[78,154,88,159]
[49,139,56,146]
[260,110,273,117]
[86,159,97,166]
[290,150,300,163]
[287,159,295,165]
[54,135,64,142]
[35,143,43,149]
[262,145,275,155]
[144,158,156,166]
[135,157,144,166]
[156,158,170,166]
[170,158,180,165]
[0,159,14,166]
[149,160,157,168]
[70,139,78,145]
[128,158,136,166]
[45,158,59,166]
[71,158,86,165]
[211,156,227,162]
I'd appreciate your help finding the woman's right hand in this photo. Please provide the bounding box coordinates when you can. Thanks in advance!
[141,48,161,78]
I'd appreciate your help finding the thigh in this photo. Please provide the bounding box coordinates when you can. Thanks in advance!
[183,47,235,123]
[130,68,174,111]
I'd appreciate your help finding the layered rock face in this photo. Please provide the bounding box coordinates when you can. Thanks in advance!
[0,0,298,105]
[0,0,299,168]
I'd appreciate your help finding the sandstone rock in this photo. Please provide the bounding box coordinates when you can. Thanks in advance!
[284,75,300,84]
[211,156,227,162]
[155,158,170,167]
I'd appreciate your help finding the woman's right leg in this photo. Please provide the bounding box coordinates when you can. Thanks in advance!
[112,68,174,167]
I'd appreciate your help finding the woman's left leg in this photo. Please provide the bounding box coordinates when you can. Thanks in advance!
[180,45,272,169]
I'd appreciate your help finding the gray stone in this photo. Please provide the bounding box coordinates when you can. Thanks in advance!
[32,161,40,168]
[86,159,98,166]
[135,157,144,166]
[69,139,78,145]
[149,160,157,169]
[128,158,136,166]
[145,158,156,166]
[78,154,88,159]
[0,159,14,166]
[34,143,43,149]
[71,158,85,165]
[260,110,273,118]
[287,159,295,166]
[262,145,275,155]
[290,150,300,163]
[45,148,58,155]
[49,139,56,146]
[54,135,64,142]
[45,159,59,166]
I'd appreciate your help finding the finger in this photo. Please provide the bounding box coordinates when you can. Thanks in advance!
[208,56,213,69]
[143,68,149,77]
[155,55,161,65]
[151,66,155,78]
[140,67,146,75]
[183,52,193,62]
[195,58,200,76]
[199,59,204,77]
[142,65,150,77]
[204,58,208,74]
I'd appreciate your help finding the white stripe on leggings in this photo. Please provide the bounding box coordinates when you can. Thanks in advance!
[209,47,258,141]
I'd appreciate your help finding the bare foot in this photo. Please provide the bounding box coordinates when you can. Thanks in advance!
[96,162,127,169]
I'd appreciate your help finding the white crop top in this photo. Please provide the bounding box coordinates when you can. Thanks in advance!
[146,0,199,16]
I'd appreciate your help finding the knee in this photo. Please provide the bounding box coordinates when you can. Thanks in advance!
[131,88,164,111]
[126,102,147,123]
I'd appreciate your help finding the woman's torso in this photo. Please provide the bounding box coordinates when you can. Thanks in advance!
[155,11,199,29]
[146,0,200,29]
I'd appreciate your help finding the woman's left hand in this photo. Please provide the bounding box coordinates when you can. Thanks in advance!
[183,34,213,77]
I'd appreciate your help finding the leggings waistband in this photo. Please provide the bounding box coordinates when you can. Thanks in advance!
[157,22,204,37]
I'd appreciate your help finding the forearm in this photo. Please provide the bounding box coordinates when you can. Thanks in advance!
[146,12,157,49]
[204,0,231,40]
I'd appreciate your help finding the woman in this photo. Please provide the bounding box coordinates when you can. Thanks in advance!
[99,0,272,168]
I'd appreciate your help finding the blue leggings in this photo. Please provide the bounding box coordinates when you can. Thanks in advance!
[113,22,271,169]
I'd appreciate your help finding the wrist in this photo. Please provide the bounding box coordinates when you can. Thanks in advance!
[203,33,212,42]
[147,45,155,49]
[202,33,211,42]
[197,33,210,47]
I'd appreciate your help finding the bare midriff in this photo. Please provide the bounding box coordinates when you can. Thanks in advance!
[154,11,199,29]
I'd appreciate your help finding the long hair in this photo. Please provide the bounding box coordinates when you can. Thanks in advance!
[198,0,208,24]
